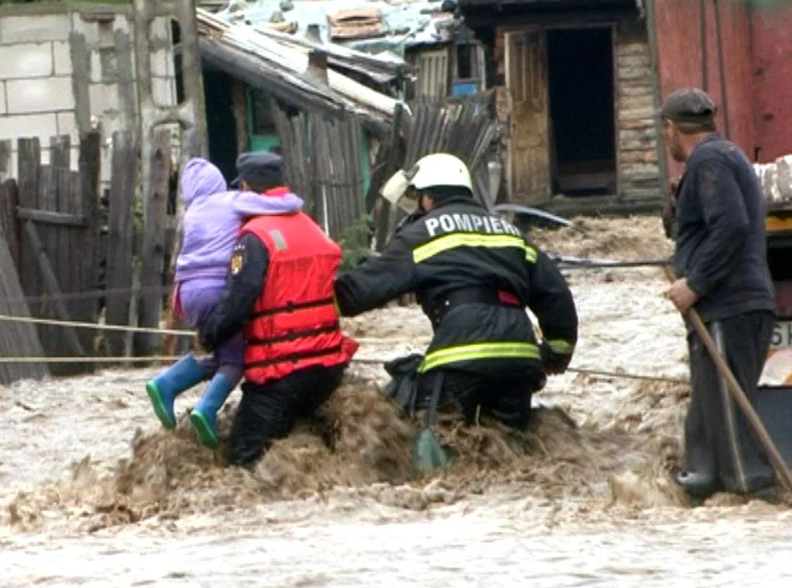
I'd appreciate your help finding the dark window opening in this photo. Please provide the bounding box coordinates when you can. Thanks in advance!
[203,67,238,184]
[457,44,473,79]
[281,101,300,119]
[547,27,616,197]
[250,89,276,136]
[171,19,185,104]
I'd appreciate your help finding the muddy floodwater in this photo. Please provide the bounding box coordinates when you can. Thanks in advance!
[2,217,791,587]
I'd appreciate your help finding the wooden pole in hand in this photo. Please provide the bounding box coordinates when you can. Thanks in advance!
[664,265,792,493]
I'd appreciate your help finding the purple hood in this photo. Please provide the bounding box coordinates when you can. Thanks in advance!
[175,158,304,282]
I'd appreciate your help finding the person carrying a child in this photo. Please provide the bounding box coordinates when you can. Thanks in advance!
[145,155,303,449]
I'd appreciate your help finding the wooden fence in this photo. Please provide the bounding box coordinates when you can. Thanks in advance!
[0,117,376,383]
[369,97,498,250]
[274,107,367,240]
[0,131,178,378]
[1,99,477,384]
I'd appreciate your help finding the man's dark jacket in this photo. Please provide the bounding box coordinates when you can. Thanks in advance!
[673,134,775,323]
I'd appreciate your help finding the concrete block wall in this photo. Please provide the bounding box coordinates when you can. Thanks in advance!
[0,5,178,183]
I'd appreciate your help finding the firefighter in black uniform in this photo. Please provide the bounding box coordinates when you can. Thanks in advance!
[334,153,578,428]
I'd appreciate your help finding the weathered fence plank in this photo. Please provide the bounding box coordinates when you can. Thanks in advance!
[50,137,72,361]
[34,159,58,363]
[105,131,137,357]
[76,132,101,364]
[15,208,86,226]
[23,220,86,360]
[0,224,48,385]
[136,128,172,356]
[17,138,42,319]
[46,135,87,375]
[0,179,20,269]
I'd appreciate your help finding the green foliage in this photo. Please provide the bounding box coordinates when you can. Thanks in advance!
[338,214,374,273]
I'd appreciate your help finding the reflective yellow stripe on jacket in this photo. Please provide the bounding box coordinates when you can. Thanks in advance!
[413,234,537,264]
[419,341,540,373]
[546,339,575,354]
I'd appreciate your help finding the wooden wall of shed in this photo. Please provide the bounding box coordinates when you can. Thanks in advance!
[492,17,661,205]
[653,0,754,181]
[615,19,661,202]
[751,3,792,163]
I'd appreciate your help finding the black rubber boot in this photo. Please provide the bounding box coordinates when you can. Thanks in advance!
[672,466,720,500]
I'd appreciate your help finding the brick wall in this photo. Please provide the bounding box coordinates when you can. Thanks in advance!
[616,19,661,202]
[0,5,177,183]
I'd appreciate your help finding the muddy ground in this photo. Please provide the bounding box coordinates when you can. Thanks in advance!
[2,216,790,587]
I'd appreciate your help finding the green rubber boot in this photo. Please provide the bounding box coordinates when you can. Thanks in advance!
[145,354,205,429]
[189,373,234,449]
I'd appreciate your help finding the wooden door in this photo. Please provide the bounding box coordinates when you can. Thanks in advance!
[505,30,550,204]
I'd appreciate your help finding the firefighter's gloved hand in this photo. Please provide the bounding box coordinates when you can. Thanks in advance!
[540,342,571,375]
[357,251,380,266]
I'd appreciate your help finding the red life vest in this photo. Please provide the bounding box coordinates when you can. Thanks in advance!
[239,212,358,385]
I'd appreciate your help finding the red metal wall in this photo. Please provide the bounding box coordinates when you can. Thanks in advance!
[752,3,792,163]
[653,0,754,179]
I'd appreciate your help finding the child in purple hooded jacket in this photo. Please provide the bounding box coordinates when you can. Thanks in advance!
[145,157,303,449]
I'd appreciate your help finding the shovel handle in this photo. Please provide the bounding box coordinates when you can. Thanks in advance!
[425,371,444,429]
[665,266,792,494]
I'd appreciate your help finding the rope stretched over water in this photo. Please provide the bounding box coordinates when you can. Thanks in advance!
[0,316,688,384]
[0,257,670,305]
[0,313,194,336]
[0,353,688,384]
[0,314,413,344]
[566,367,686,385]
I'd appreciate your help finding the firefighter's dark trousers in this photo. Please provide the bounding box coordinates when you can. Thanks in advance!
[419,369,541,430]
[227,364,347,467]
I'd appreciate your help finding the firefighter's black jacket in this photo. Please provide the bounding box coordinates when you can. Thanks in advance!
[334,195,578,379]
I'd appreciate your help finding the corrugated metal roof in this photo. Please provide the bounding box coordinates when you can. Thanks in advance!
[216,0,460,55]
[197,8,398,131]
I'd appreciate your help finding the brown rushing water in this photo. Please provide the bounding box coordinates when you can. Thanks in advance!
[2,217,789,587]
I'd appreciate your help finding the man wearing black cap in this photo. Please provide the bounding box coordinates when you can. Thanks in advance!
[198,151,359,467]
[660,88,777,500]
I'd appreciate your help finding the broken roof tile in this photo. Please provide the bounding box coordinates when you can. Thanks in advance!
[328,6,387,40]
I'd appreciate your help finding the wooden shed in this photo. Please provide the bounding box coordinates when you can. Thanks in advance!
[460,0,660,214]
[461,0,792,215]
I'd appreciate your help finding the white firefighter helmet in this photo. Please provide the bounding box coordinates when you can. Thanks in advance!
[379,153,473,213]
[409,153,473,192]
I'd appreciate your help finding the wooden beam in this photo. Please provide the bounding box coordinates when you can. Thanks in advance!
[16,207,87,227]
[0,139,11,182]
[77,131,102,364]
[0,179,20,270]
[231,78,249,155]
[105,131,137,356]
[23,220,86,358]
[17,137,41,316]
[136,128,171,356]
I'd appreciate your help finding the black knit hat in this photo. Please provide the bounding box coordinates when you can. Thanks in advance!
[231,151,284,190]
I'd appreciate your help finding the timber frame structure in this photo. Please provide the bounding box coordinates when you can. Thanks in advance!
[132,0,207,355]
